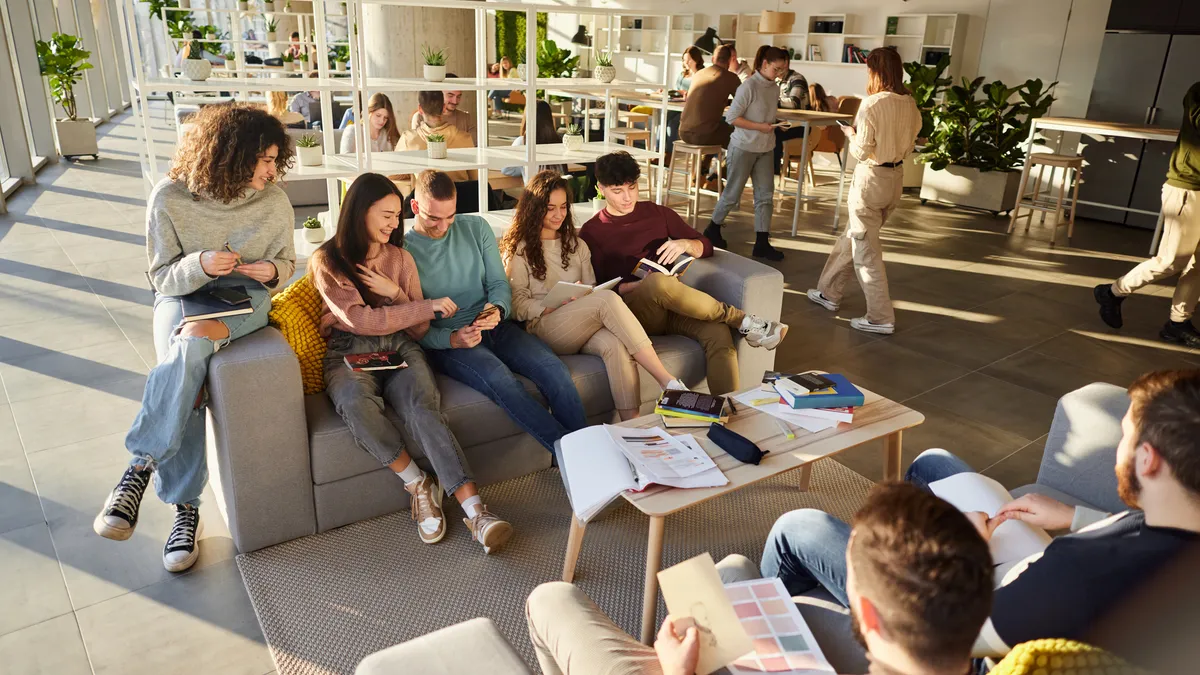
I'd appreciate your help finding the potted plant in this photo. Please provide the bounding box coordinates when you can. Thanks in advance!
[281,51,293,71]
[265,18,278,42]
[302,216,325,243]
[36,32,98,159]
[238,1,248,11]
[591,193,606,211]
[223,51,237,70]
[204,29,217,41]
[421,44,446,82]
[332,45,349,71]
[295,133,322,166]
[298,51,308,72]
[178,0,190,8]
[562,123,584,151]
[262,0,275,12]
[284,0,291,11]
[180,43,212,81]
[537,39,579,80]
[426,133,447,159]
[593,51,615,84]
[901,55,951,188]
[918,76,1055,215]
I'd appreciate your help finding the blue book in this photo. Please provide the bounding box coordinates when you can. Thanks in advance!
[774,373,864,410]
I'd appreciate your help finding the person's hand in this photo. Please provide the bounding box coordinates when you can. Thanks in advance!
[540,296,577,316]
[357,264,401,300]
[759,122,775,133]
[618,280,642,296]
[234,260,278,284]
[449,325,482,349]
[656,239,695,265]
[996,493,1074,531]
[430,297,458,318]
[964,511,1009,543]
[654,615,700,675]
[472,302,502,330]
[839,124,856,138]
[201,250,241,277]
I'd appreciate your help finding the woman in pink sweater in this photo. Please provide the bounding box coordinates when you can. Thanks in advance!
[310,173,512,554]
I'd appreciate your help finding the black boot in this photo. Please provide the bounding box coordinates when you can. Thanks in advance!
[752,233,784,261]
[1160,320,1200,348]
[1093,283,1125,329]
[703,221,727,249]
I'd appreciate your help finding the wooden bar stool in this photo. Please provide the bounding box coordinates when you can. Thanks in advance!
[1008,153,1084,246]
[664,142,725,226]
[610,126,655,198]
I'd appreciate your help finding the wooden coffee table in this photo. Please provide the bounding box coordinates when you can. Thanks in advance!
[558,384,924,643]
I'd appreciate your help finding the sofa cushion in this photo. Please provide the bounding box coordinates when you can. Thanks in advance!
[268,276,327,394]
[355,617,531,675]
[988,639,1149,675]
[309,334,707,485]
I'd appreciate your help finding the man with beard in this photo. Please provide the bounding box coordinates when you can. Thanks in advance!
[765,369,1200,666]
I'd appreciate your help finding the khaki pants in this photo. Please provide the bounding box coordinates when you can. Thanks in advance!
[623,273,745,396]
[1114,183,1200,322]
[529,290,654,411]
[817,164,903,325]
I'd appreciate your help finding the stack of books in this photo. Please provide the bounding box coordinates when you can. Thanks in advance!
[655,390,730,428]
[767,372,863,425]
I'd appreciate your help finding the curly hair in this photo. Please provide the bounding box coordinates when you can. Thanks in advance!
[499,171,577,281]
[167,103,295,203]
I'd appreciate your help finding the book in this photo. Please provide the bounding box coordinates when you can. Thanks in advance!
[787,372,836,393]
[724,577,836,674]
[655,390,729,423]
[660,415,713,429]
[632,253,695,280]
[540,276,621,308]
[181,286,253,323]
[785,406,854,424]
[886,16,899,35]
[343,351,408,371]
[928,472,1053,577]
[557,425,728,522]
[658,554,755,675]
[774,373,864,410]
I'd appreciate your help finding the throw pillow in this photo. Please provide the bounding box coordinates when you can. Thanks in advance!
[990,639,1151,675]
[269,275,327,394]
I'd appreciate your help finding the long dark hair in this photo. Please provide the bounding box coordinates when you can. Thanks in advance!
[518,100,561,146]
[499,171,577,281]
[312,173,405,304]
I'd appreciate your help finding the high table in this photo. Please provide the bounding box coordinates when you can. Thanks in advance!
[1014,117,1179,254]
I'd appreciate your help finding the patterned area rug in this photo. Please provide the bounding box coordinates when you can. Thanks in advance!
[237,461,874,675]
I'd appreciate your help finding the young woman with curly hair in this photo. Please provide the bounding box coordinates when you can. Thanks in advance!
[501,171,683,420]
[93,103,296,573]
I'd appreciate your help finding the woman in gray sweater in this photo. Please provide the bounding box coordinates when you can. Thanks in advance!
[93,104,297,573]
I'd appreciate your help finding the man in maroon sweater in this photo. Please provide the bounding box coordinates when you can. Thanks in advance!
[580,151,787,395]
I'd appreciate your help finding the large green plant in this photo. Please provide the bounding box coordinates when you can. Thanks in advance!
[903,54,951,141]
[537,39,579,78]
[36,33,93,121]
[920,76,1056,173]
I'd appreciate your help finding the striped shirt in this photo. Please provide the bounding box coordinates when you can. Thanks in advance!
[851,92,922,165]
[310,244,435,339]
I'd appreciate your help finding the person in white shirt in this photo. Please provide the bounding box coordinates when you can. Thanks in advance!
[339,92,400,154]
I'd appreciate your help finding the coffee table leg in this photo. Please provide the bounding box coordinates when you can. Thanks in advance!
[641,515,666,644]
[884,430,903,480]
[796,464,813,492]
[562,514,587,583]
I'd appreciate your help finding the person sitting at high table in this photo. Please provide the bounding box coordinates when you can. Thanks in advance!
[288,74,323,128]
[410,80,476,143]
[395,90,477,194]
[678,43,741,150]
[580,151,787,397]
[310,172,512,553]
[500,100,567,184]
[340,92,400,154]
[265,90,305,128]
[403,170,588,454]
[773,67,810,175]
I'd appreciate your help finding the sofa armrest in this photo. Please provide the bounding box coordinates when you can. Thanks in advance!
[355,618,530,675]
[684,250,785,390]
[206,327,317,552]
[1034,382,1129,514]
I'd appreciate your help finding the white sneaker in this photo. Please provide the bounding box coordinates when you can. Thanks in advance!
[806,289,839,312]
[163,504,202,573]
[464,506,514,554]
[665,379,688,391]
[850,317,895,335]
[404,475,446,544]
[740,315,789,350]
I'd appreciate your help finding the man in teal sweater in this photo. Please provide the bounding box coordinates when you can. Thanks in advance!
[404,170,587,452]
[1096,81,1200,346]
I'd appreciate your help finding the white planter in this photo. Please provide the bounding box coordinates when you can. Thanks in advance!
[55,119,98,158]
[180,59,212,81]
[902,150,924,189]
[427,141,447,160]
[297,145,323,166]
[178,0,190,7]
[263,1,275,11]
[920,164,1022,214]
[224,59,237,70]
[335,60,347,72]
[238,1,248,11]
[594,65,616,83]
[592,196,606,211]
[265,31,276,42]
[282,60,293,72]
[205,33,217,41]
[517,64,527,80]
[423,65,446,82]
[304,227,326,243]
[563,134,583,152]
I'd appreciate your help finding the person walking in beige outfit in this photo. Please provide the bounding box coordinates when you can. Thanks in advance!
[807,47,922,335]
[501,172,685,420]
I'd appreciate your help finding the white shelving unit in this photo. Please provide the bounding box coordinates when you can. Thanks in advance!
[113,0,676,222]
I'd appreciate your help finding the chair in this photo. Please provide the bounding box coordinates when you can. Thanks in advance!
[1008,152,1084,246]
[502,90,526,118]
[609,126,655,199]
[665,142,725,227]
[777,96,860,198]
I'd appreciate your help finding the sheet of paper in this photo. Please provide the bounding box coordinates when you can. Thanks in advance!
[658,553,754,675]
[633,435,729,490]
[928,472,1053,566]
[724,578,835,675]
[558,426,637,522]
[732,390,840,433]
[604,425,715,479]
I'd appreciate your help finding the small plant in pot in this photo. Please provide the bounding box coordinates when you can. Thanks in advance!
[296,133,322,166]
[178,0,190,8]
[281,52,294,71]
[262,0,275,12]
[332,45,349,71]
[593,51,615,84]
[425,133,447,159]
[302,216,325,243]
[238,1,248,11]
[265,18,278,42]
[180,43,212,81]
[421,44,447,82]
[297,51,308,72]
[223,51,237,70]
[562,123,584,151]
[36,32,98,159]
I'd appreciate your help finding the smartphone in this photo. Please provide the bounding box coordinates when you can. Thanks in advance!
[210,286,251,306]
[472,305,500,325]
[836,119,853,127]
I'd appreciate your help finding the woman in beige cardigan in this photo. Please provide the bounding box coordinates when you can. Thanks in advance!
[500,171,683,420]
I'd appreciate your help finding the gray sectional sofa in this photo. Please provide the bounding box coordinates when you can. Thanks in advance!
[204,244,785,553]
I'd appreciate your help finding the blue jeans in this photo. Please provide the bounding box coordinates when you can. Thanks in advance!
[761,449,974,606]
[425,321,588,452]
[124,279,272,507]
[712,145,775,233]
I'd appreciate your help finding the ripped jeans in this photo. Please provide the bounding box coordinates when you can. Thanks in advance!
[124,279,272,507]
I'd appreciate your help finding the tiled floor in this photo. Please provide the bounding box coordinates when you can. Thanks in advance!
[1,109,1196,674]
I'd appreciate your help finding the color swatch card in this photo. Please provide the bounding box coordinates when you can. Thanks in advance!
[723,578,835,674]
[658,553,754,675]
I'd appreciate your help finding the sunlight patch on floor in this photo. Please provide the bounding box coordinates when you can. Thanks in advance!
[1070,329,1198,356]
[1026,246,1147,264]
[890,300,1004,324]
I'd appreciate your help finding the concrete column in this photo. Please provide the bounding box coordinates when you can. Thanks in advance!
[5,0,59,160]
[0,4,36,182]
[361,4,477,133]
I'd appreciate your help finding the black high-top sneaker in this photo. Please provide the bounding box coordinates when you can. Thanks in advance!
[702,221,727,249]
[163,504,202,572]
[93,465,153,541]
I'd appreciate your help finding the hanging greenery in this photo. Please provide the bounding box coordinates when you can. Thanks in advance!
[495,10,546,64]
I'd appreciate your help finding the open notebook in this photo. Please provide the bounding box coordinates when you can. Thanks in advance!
[928,472,1053,577]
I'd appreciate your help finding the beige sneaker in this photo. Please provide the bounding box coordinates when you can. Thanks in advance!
[464,506,513,554]
[404,475,445,544]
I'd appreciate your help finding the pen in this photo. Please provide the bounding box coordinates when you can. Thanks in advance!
[775,418,795,440]
[223,242,242,263]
